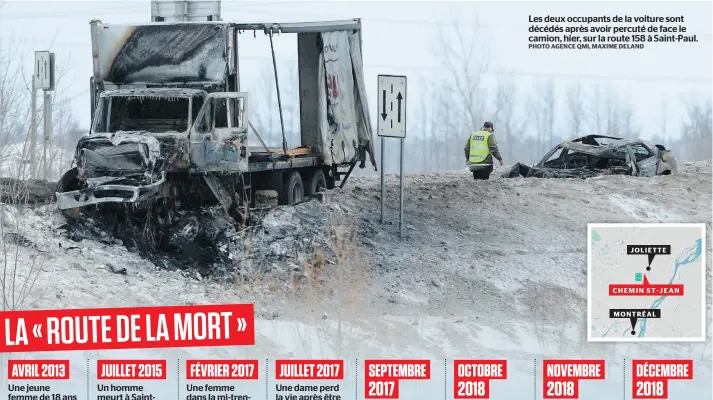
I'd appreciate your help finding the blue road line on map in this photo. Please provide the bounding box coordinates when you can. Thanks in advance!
[637,238,702,338]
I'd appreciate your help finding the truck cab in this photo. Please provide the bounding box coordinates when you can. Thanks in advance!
[57,87,250,211]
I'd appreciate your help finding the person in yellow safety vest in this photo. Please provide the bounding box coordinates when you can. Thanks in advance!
[464,121,503,180]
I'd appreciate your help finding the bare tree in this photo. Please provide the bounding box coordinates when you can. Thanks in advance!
[47,98,81,180]
[429,12,510,172]
[659,98,668,147]
[617,96,639,136]
[428,85,454,172]
[588,82,637,137]
[529,78,556,155]
[603,87,638,137]
[434,13,492,133]
[588,82,611,134]
[427,80,451,172]
[604,87,621,135]
[0,7,50,376]
[493,74,526,161]
[565,83,586,138]
[0,22,80,180]
[680,96,713,161]
[15,54,78,180]
[427,12,550,171]
[416,75,432,172]
[0,34,29,174]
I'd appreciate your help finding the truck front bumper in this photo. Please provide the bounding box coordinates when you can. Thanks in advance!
[55,172,166,211]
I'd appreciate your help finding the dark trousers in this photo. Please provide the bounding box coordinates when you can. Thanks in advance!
[472,165,494,180]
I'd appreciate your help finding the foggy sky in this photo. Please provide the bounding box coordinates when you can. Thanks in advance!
[0,0,711,141]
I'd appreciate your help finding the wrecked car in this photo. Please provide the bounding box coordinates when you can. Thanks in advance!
[504,135,677,179]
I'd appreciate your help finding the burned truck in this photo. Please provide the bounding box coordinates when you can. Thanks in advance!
[57,19,375,219]
[505,135,677,179]
[55,19,376,264]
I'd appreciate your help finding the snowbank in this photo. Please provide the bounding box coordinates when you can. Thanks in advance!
[0,161,710,398]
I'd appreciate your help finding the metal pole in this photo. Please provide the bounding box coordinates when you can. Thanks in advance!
[29,82,37,179]
[399,137,404,239]
[380,136,385,224]
[234,28,240,92]
[43,91,52,180]
[268,31,287,155]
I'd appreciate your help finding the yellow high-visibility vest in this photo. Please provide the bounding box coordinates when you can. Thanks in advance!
[468,130,492,164]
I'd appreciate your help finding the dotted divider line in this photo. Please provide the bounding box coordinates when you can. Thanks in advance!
[533,359,537,400]
[443,358,444,400]
[623,358,626,400]
[86,358,89,399]
[266,359,269,400]
[177,359,180,400]
[355,359,359,400]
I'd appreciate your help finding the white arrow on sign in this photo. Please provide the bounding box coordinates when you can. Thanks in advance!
[236,318,247,332]
[33,51,52,90]
[33,324,42,338]
[376,74,407,138]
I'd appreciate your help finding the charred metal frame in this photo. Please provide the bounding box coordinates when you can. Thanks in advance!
[89,20,103,118]
[64,18,369,212]
[514,134,676,178]
[268,30,288,155]
[238,19,363,160]
[56,171,167,210]
[233,19,364,178]
[91,88,205,139]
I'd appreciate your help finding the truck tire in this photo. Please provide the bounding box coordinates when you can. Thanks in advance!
[55,167,80,195]
[55,167,81,220]
[305,169,327,198]
[284,170,304,205]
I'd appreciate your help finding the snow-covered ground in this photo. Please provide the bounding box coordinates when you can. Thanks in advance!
[0,161,711,397]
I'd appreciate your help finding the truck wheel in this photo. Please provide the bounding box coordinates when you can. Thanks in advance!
[55,167,80,194]
[284,170,304,205]
[306,169,327,198]
[55,168,81,220]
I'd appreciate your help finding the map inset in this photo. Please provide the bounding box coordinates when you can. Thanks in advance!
[587,223,706,342]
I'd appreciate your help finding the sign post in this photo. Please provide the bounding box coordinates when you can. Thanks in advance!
[376,74,407,239]
[43,91,53,180]
[32,51,55,180]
